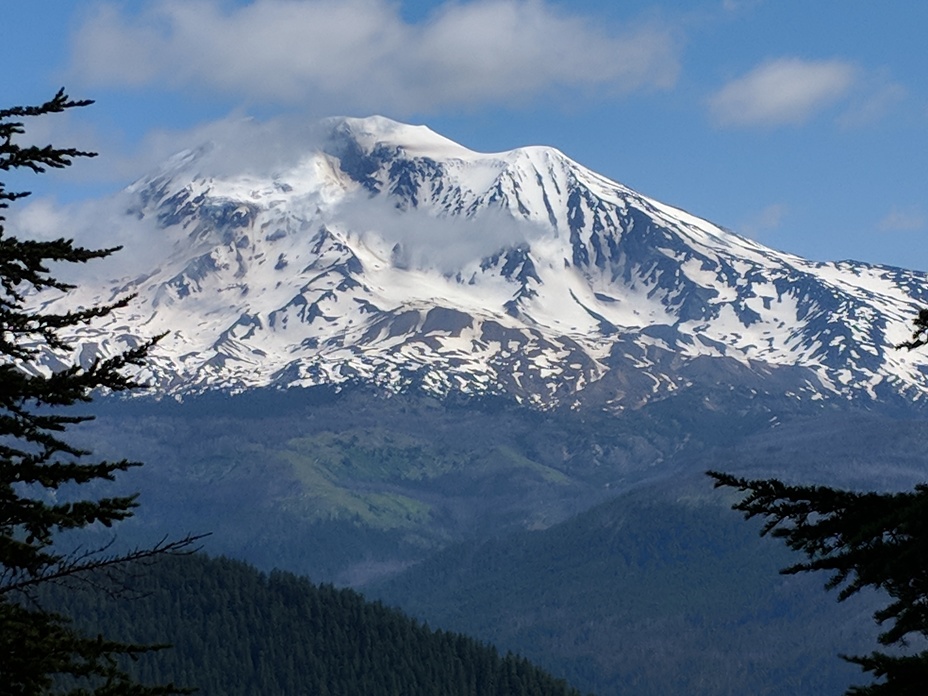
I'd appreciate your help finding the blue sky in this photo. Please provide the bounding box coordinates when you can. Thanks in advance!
[5,1,928,270]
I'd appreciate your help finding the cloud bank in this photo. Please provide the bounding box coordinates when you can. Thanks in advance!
[10,113,552,280]
[708,58,856,127]
[71,0,680,114]
[336,189,549,274]
[10,194,177,283]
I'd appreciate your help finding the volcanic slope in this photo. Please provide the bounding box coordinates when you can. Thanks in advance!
[34,116,928,407]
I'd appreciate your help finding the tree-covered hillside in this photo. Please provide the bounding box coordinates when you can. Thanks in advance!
[65,388,928,694]
[73,384,867,584]
[369,476,884,696]
[41,553,588,696]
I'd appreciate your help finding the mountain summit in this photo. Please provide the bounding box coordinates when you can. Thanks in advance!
[37,116,928,408]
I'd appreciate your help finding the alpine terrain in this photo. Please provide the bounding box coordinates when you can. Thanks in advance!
[31,115,928,409]
[27,116,928,696]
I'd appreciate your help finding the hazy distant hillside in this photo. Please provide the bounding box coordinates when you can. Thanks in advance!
[61,387,928,695]
[74,384,866,584]
[368,475,883,696]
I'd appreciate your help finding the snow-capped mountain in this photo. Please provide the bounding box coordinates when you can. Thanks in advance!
[33,116,928,408]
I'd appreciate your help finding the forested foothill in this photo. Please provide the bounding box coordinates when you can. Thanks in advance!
[68,381,928,695]
[369,473,885,695]
[40,553,586,696]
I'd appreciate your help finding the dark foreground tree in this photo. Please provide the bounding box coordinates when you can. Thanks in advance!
[710,312,928,696]
[1,90,198,694]
[709,313,928,695]
[710,312,928,695]
[707,471,928,695]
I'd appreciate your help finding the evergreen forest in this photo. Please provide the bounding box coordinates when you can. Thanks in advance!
[39,553,588,696]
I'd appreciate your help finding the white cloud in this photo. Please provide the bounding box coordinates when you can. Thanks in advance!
[116,114,335,180]
[8,113,549,279]
[6,111,339,196]
[70,0,680,114]
[336,189,548,273]
[739,202,787,239]
[721,0,764,11]
[9,194,174,283]
[878,206,925,233]
[6,114,338,260]
[708,58,856,127]
[838,80,907,129]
